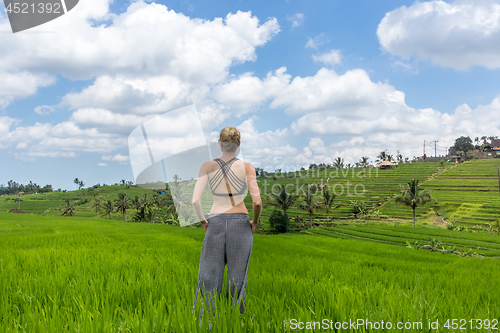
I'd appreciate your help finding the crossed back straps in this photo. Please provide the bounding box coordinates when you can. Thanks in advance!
[209,157,247,206]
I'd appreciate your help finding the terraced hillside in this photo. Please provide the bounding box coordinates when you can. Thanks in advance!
[425,159,500,226]
[250,162,442,222]
[308,224,500,258]
[2,159,497,228]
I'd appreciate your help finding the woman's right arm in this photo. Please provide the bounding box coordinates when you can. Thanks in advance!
[245,163,262,231]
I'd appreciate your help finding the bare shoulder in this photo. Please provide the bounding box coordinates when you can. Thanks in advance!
[199,161,212,174]
[244,161,256,174]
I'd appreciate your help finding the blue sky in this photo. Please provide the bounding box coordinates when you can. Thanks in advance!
[1,0,500,190]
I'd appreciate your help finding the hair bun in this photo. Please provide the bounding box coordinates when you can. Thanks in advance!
[219,126,241,150]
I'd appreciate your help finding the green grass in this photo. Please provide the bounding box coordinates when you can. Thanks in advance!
[423,159,500,226]
[308,223,500,257]
[1,212,500,332]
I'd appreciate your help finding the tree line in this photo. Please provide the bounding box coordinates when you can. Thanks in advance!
[0,180,53,195]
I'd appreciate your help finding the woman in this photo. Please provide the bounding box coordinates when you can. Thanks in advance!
[192,126,262,325]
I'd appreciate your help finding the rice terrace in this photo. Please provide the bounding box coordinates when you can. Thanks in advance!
[1,159,500,332]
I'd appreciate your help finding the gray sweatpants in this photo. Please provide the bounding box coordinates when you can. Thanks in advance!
[195,213,253,324]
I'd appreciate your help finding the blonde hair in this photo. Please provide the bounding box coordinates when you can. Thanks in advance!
[219,126,240,152]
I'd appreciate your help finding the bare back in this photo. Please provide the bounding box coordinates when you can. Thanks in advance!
[208,157,248,214]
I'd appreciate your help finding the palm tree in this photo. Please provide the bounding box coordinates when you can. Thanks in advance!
[396,151,404,164]
[309,163,318,170]
[133,194,148,211]
[481,136,488,145]
[78,180,84,190]
[300,190,322,228]
[91,195,103,218]
[15,194,22,210]
[332,157,345,169]
[74,178,79,190]
[321,187,336,225]
[387,154,394,163]
[60,200,75,216]
[376,150,389,163]
[149,192,166,223]
[103,200,114,219]
[359,156,370,168]
[268,184,298,214]
[131,195,140,211]
[115,192,131,222]
[395,179,433,228]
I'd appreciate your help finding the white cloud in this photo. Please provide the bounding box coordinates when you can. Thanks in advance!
[0,116,17,137]
[61,75,196,117]
[98,162,108,167]
[312,49,342,66]
[69,108,149,134]
[378,0,500,70]
[0,121,125,160]
[0,3,279,112]
[111,153,130,164]
[0,5,280,82]
[101,153,130,164]
[25,151,78,158]
[270,67,407,117]
[226,117,294,168]
[305,33,329,49]
[212,68,290,110]
[0,4,280,159]
[0,72,55,109]
[286,13,304,28]
[34,105,56,115]
[208,66,500,168]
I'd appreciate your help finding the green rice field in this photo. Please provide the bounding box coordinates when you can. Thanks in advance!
[1,160,500,331]
[424,159,500,227]
[1,211,500,332]
[252,162,442,222]
[3,159,498,228]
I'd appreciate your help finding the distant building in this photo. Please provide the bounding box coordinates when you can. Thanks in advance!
[492,139,500,158]
[490,139,500,149]
[377,161,395,170]
[449,147,457,156]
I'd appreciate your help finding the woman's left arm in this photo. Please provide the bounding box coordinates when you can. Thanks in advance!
[192,162,209,229]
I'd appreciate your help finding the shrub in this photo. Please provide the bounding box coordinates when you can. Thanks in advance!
[308,184,318,194]
[293,215,305,229]
[75,198,89,206]
[349,200,367,218]
[269,209,290,233]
